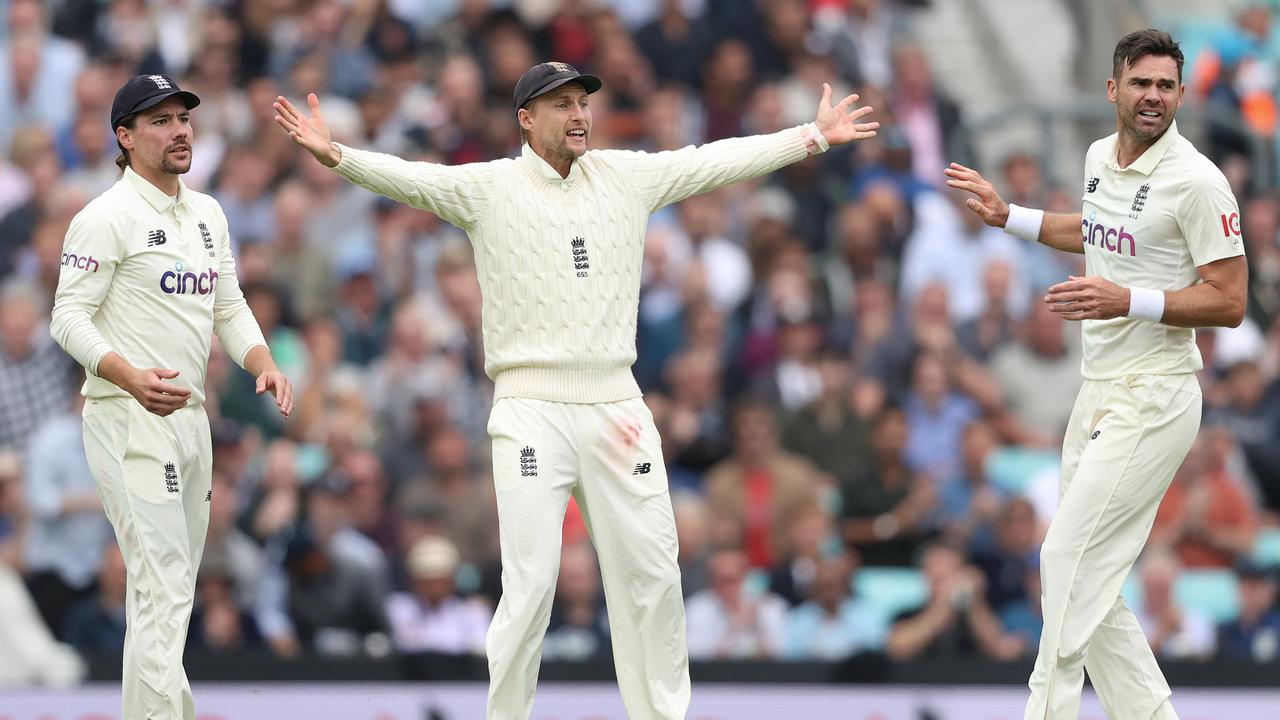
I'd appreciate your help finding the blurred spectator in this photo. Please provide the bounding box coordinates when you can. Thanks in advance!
[1216,560,1280,662]
[685,546,788,660]
[62,542,127,654]
[1241,194,1280,329]
[0,279,73,453]
[1,127,63,278]
[768,503,833,607]
[0,0,87,150]
[903,351,980,483]
[1208,358,1280,514]
[700,37,754,141]
[889,42,973,184]
[1150,429,1258,568]
[543,541,611,661]
[705,399,820,569]
[187,561,264,653]
[784,551,887,660]
[673,490,713,597]
[202,468,266,613]
[22,388,112,642]
[397,428,499,570]
[268,180,334,324]
[954,261,1020,362]
[213,143,276,245]
[886,542,1023,661]
[1135,551,1217,661]
[995,557,1044,657]
[386,535,491,655]
[0,451,21,566]
[814,0,909,88]
[780,352,875,486]
[987,299,1083,446]
[972,497,1040,611]
[937,420,1005,553]
[654,348,730,478]
[840,405,936,567]
[634,0,713,87]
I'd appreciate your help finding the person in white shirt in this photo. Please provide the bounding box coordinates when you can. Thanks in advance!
[386,535,491,655]
[945,30,1248,720]
[274,60,878,720]
[50,74,293,720]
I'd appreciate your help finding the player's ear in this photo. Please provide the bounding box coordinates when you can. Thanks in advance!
[116,125,134,151]
[1105,78,1117,104]
[517,105,534,132]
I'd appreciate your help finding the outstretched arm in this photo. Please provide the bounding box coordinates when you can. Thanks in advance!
[273,93,493,229]
[944,163,1084,254]
[614,84,878,212]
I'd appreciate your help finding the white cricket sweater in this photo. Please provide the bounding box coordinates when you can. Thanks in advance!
[332,124,828,403]
[50,167,267,405]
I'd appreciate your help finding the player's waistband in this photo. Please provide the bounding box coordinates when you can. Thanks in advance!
[493,366,642,405]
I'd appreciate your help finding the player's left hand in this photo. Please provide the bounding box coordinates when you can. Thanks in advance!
[815,83,879,146]
[256,370,294,418]
[1045,275,1130,321]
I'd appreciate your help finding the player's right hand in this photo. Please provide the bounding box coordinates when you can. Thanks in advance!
[944,162,1010,229]
[129,367,191,417]
[273,93,341,167]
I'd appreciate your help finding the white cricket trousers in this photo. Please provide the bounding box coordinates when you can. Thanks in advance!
[485,397,689,720]
[1025,374,1201,720]
[82,397,212,720]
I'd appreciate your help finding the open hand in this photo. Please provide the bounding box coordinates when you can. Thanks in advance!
[273,93,341,167]
[944,163,1010,228]
[256,370,294,418]
[1044,275,1130,321]
[815,83,879,146]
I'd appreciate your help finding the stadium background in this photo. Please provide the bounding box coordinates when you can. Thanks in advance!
[1,0,1280,718]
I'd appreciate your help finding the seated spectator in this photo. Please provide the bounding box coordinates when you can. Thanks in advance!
[543,542,610,661]
[705,399,820,569]
[784,551,887,660]
[840,406,937,567]
[1135,551,1216,660]
[1150,429,1257,569]
[1216,560,1280,662]
[769,503,832,607]
[996,559,1044,657]
[187,561,264,653]
[937,420,1005,552]
[672,490,713,598]
[202,469,266,613]
[276,527,391,656]
[972,497,1040,611]
[903,350,979,484]
[779,351,874,486]
[62,542,127,654]
[686,546,788,660]
[987,299,1082,446]
[1208,357,1280,514]
[386,536,491,655]
[886,542,1023,661]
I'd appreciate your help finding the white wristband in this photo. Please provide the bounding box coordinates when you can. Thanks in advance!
[1004,204,1044,242]
[1127,287,1165,323]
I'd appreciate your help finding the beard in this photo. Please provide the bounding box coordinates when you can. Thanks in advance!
[159,145,192,175]
[1123,106,1172,142]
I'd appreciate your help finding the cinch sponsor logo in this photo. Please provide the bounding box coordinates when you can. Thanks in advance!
[161,264,219,294]
[1080,219,1137,257]
[60,252,100,272]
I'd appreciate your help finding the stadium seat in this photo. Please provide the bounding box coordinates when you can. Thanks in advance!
[986,447,1059,495]
[1251,528,1280,566]
[1122,568,1241,624]
[855,567,928,621]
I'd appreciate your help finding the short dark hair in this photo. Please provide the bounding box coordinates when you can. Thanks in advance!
[1112,29,1184,83]
[114,114,136,171]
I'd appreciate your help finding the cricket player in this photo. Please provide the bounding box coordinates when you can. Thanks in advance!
[273,62,877,719]
[946,30,1247,720]
[50,74,294,719]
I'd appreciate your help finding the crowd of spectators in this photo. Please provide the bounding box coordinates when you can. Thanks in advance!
[1,0,1279,683]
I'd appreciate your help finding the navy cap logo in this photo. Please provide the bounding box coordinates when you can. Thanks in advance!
[546,62,573,73]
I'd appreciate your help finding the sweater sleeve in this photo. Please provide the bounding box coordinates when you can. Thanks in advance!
[604,123,828,212]
[330,143,496,230]
[210,204,268,369]
[50,204,121,376]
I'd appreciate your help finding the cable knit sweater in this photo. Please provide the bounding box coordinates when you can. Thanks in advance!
[332,124,828,403]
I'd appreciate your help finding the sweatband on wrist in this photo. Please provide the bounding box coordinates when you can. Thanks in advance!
[801,123,830,156]
[1127,287,1165,323]
[1004,204,1044,242]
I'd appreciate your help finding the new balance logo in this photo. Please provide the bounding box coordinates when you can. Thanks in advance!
[206,490,212,502]
[148,75,172,90]
[520,446,538,477]
[164,462,179,493]
[1086,177,1099,193]
[632,463,651,475]
[1090,430,1101,440]
[147,229,167,247]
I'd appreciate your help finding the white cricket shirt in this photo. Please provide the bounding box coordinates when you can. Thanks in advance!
[51,166,266,405]
[331,124,827,403]
[1078,121,1244,379]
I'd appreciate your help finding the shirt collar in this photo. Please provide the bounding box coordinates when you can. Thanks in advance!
[123,165,187,212]
[520,143,582,184]
[1107,120,1180,176]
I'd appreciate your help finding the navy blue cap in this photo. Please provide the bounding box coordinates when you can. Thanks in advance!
[513,61,602,111]
[110,74,201,130]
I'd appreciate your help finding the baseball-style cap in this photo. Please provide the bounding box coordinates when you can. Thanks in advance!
[513,61,602,111]
[408,536,460,579]
[110,74,201,130]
